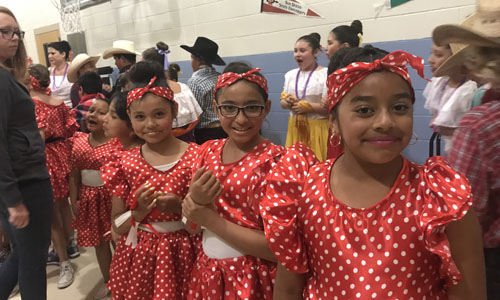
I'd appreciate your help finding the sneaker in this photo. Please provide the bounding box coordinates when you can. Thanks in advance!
[8,285,19,299]
[66,239,80,259]
[93,282,111,300]
[57,260,74,289]
[47,249,59,265]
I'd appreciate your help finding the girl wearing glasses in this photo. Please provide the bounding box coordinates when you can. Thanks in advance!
[182,63,317,299]
[0,6,53,300]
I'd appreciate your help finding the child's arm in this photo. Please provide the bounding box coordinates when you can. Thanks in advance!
[273,263,306,300]
[69,168,80,216]
[156,193,182,215]
[183,195,276,262]
[131,184,160,224]
[446,209,487,300]
[110,196,130,235]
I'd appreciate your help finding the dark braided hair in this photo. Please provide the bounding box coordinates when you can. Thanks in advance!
[331,20,363,48]
[328,45,389,75]
[297,32,321,52]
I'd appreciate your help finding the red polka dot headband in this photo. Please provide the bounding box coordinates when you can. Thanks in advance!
[30,75,52,96]
[214,68,268,99]
[327,51,429,112]
[126,76,175,109]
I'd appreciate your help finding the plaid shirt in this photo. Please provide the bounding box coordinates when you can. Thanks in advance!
[447,100,500,248]
[187,66,220,129]
[71,93,101,133]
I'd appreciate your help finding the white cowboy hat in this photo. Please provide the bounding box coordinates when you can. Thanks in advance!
[433,0,500,48]
[67,53,101,83]
[102,40,141,59]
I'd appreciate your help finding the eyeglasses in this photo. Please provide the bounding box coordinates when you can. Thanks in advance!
[216,104,266,118]
[0,28,25,40]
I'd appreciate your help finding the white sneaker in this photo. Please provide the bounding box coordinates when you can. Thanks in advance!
[57,260,74,289]
[8,285,19,299]
[93,282,111,300]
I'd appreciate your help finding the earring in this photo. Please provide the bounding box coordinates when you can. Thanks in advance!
[336,135,342,147]
[410,131,418,145]
[330,131,342,146]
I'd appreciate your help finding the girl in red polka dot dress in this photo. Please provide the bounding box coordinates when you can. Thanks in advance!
[28,64,79,288]
[265,50,487,299]
[181,63,317,300]
[69,96,119,299]
[103,62,200,300]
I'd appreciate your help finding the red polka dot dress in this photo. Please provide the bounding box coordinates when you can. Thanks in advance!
[33,98,78,200]
[262,156,473,299]
[102,143,200,300]
[69,132,120,247]
[187,140,316,300]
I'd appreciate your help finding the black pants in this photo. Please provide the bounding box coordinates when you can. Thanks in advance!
[0,179,52,300]
[194,126,228,145]
[485,247,500,299]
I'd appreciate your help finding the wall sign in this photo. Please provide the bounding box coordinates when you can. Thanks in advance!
[261,0,321,17]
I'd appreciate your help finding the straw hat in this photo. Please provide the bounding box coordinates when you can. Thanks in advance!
[102,40,141,59]
[433,0,500,48]
[180,37,226,66]
[67,53,101,83]
[433,43,471,77]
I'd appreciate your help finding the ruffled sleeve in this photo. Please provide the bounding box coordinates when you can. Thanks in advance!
[100,149,130,201]
[33,99,48,129]
[417,156,473,287]
[260,142,318,273]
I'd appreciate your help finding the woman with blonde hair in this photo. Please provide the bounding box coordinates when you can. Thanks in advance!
[0,6,53,300]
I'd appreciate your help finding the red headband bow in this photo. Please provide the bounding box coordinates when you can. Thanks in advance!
[327,51,429,112]
[214,68,268,99]
[30,75,52,96]
[127,76,175,108]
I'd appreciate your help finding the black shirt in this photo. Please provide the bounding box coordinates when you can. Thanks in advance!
[0,68,50,208]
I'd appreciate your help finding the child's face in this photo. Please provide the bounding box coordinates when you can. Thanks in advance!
[103,100,131,139]
[128,93,176,145]
[331,71,413,165]
[325,32,344,59]
[214,80,270,148]
[86,100,109,133]
[428,44,452,76]
[294,40,318,70]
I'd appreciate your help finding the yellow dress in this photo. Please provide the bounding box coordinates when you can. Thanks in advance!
[283,67,329,161]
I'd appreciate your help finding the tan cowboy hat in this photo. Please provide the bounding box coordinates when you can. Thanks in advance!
[102,40,141,59]
[433,0,500,48]
[433,43,471,77]
[67,53,100,83]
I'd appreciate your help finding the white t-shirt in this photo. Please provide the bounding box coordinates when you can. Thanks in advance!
[173,82,203,128]
[283,67,328,120]
[50,73,73,108]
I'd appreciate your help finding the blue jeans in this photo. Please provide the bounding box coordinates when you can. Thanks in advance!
[0,179,52,300]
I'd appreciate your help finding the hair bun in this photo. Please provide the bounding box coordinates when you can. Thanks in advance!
[350,20,363,35]
[309,32,321,43]
[156,41,169,51]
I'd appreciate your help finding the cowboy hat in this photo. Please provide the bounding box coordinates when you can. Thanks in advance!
[180,37,226,66]
[433,0,500,48]
[102,40,141,59]
[67,53,100,83]
[433,43,472,77]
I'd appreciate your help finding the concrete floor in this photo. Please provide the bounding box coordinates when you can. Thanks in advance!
[10,247,107,300]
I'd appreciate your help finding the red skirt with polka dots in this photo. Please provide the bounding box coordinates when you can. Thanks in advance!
[187,252,276,300]
[73,185,112,247]
[45,139,72,200]
[108,229,199,300]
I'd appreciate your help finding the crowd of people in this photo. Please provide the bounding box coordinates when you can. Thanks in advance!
[0,0,499,299]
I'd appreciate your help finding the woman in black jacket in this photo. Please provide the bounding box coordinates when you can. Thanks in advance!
[0,6,53,300]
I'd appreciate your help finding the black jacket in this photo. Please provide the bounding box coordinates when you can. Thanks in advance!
[0,68,50,208]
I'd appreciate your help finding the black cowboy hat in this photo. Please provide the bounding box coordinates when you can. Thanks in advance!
[181,37,226,66]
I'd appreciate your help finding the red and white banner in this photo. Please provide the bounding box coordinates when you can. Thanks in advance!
[261,0,321,18]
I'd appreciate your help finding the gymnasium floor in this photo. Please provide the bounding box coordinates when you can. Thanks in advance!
[10,247,106,300]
